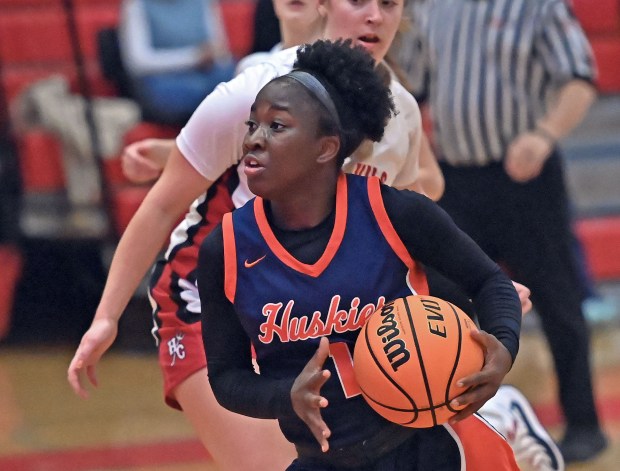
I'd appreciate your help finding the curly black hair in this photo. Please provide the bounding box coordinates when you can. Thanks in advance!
[282,39,396,165]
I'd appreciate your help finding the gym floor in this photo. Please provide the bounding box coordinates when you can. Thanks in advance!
[0,299,619,471]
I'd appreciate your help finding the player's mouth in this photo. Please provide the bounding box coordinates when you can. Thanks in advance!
[288,0,306,8]
[358,35,381,45]
[243,155,265,177]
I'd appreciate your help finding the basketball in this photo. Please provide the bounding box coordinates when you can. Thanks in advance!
[353,295,484,428]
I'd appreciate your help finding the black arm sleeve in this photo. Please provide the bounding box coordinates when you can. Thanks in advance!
[198,224,296,419]
[381,185,521,361]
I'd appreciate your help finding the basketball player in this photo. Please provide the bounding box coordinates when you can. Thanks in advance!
[68,0,432,468]
[199,39,521,470]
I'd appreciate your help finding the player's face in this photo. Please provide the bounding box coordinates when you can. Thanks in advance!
[273,0,322,30]
[242,80,334,200]
[319,0,403,63]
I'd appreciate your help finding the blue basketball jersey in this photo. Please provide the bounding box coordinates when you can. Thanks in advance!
[221,173,429,453]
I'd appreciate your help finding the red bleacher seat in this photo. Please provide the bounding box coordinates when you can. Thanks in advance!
[0,245,23,340]
[576,216,620,280]
[103,157,130,186]
[591,35,620,93]
[110,185,151,235]
[104,122,180,235]
[2,65,74,103]
[572,0,620,36]
[0,7,73,64]
[2,63,116,105]
[75,4,121,61]
[0,0,57,6]
[0,0,121,8]
[219,0,256,59]
[122,122,180,147]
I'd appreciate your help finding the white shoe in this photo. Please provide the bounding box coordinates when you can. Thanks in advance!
[479,385,565,471]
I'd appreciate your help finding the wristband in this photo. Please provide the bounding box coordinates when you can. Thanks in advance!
[533,126,557,146]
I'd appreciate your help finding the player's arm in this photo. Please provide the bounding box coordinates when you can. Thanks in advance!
[68,146,212,397]
[382,186,520,420]
[198,226,296,419]
[99,146,210,322]
[68,66,266,398]
[383,186,521,359]
[415,133,444,201]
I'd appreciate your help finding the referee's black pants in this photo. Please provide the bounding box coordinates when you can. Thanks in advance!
[437,150,601,431]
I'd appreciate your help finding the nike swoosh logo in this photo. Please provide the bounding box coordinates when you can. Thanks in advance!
[244,255,266,268]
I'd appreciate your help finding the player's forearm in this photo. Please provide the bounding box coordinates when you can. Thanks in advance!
[536,79,596,141]
[95,146,212,323]
[93,200,182,323]
[417,134,444,201]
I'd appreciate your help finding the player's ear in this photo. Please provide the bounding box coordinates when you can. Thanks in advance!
[316,135,340,164]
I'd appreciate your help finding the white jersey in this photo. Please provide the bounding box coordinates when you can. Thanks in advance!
[234,43,284,76]
[166,45,422,265]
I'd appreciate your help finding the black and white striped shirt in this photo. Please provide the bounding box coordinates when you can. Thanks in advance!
[395,0,596,165]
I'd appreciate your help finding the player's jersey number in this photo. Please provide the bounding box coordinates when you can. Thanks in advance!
[329,342,362,399]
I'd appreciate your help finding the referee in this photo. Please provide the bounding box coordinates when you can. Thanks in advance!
[396,0,607,464]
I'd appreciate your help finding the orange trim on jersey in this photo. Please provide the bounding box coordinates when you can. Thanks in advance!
[367,177,429,296]
[448,415,520,470]
[253,173,348,278]
[222,212,237,303]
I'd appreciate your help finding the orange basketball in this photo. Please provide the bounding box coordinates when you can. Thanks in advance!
[353,295,484,428]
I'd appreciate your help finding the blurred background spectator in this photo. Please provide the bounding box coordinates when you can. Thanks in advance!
[119,0,236,126]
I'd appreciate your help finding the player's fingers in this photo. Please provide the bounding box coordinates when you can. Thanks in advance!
[449,401,482,424]
[320,425,331,452]
[299,403,331,452]
[314,369,331,390]
[451,380,496,407]
[311,421,331,452]
[311,337,331,369]
[67,357,89,398]
[86,364,99,388]
[301,387,329,409]
[521,297,533,315]
[512,281,533,315]
[455,369,488,390]
[302,370,331,401]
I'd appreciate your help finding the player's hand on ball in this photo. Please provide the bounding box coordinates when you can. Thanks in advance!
[448,330,512,424]
[291,336,332,452]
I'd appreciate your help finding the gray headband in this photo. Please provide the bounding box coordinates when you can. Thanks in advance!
[287,70,342,128]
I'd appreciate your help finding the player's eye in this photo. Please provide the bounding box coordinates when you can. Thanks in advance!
[245,120,258,133]
[270,121,285,131]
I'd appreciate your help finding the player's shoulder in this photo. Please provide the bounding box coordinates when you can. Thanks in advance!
[210,48,297,104]
[235,43,285,75]
[235,51,273,75]
[390,79,417,106]
[236,46,298,80]
[388,78,421,123]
